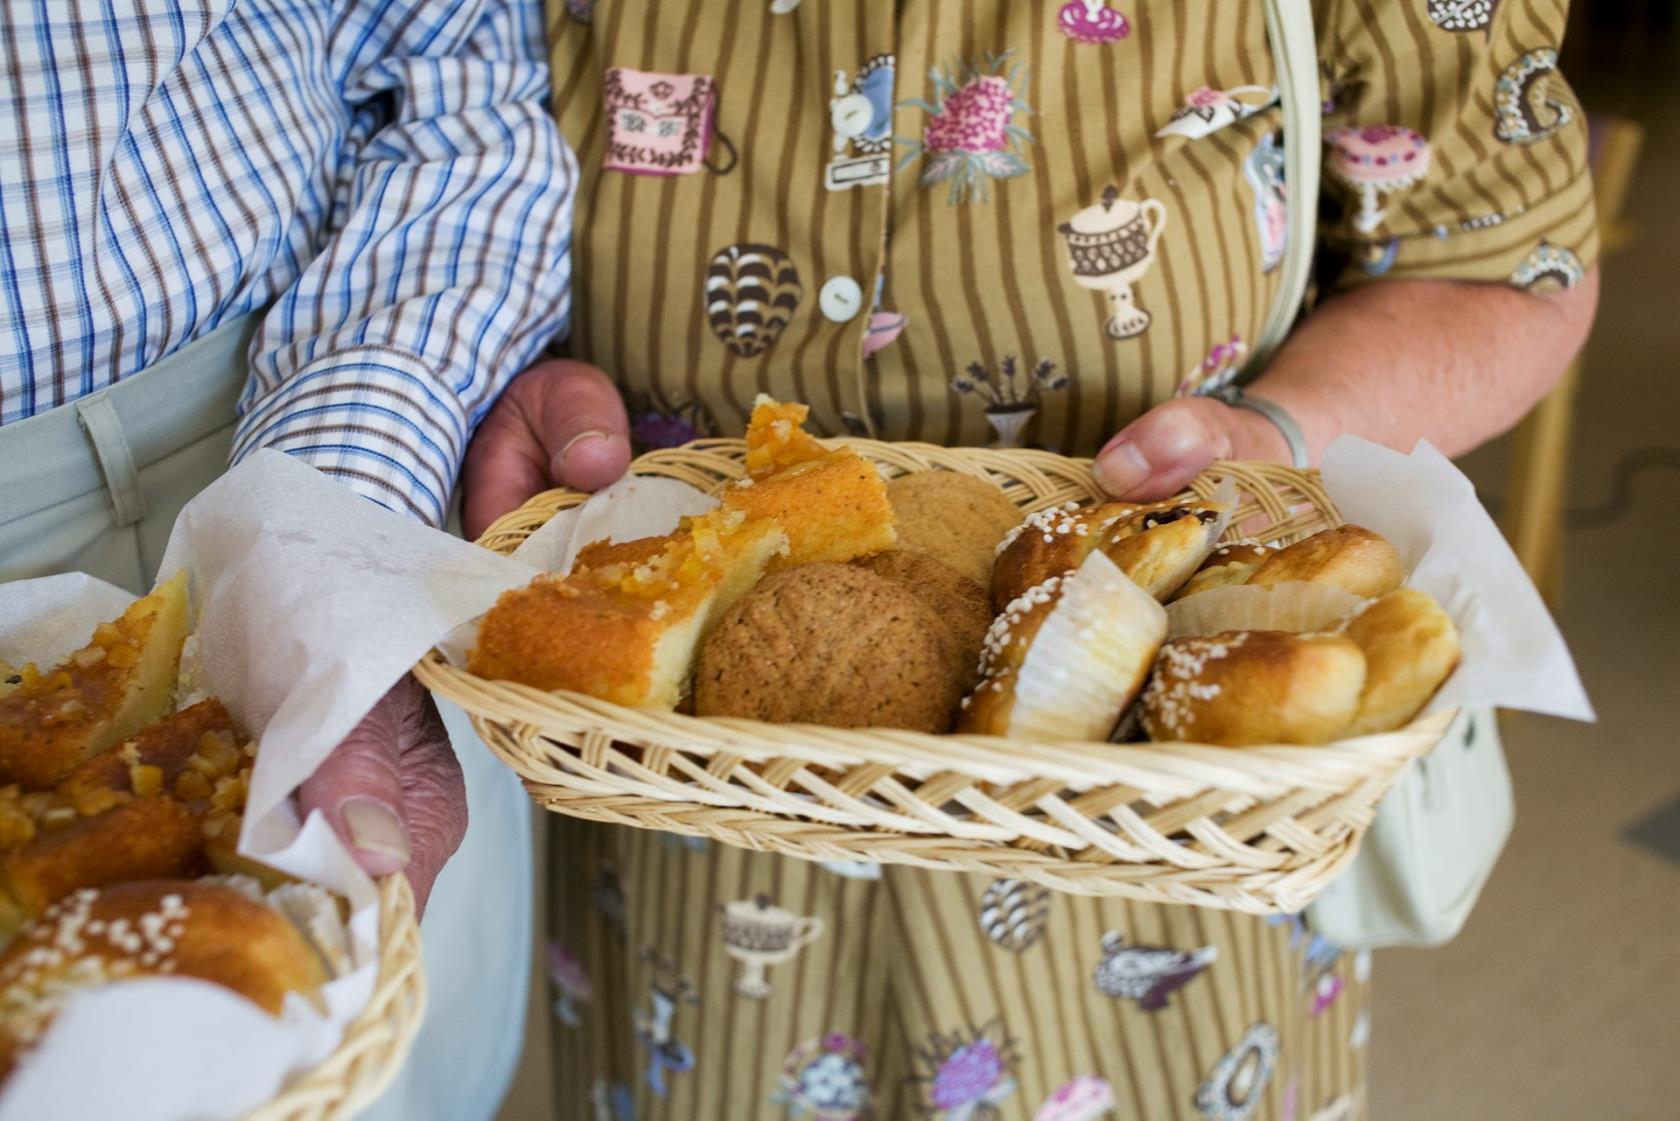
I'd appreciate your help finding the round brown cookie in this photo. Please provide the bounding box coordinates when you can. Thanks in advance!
[886,471,1023,588]
[854,550,993,689]
[695,564,964,732]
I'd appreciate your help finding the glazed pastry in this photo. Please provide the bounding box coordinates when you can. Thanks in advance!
[1342,588,1461,735]
[885,471,1022,587]
[960,552,1167,743]
[1247,525,1404,599]
[719,451,896,568]
[0,700,257,941]
[0,879,334,1076]
[1141,631,1367,746]
[990,491,1230,611]
[0,572,190,789]
[571,533,676,575]
[853,551,992,690]
[470,511,788,710]
[1169,542,1274,602]
[694,564,963,733]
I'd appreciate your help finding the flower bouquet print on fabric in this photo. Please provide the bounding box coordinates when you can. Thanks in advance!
[772,1033,872,1121]
[897,52,1035,204]
[911,1021,1020,1121]
[951,355,1069,448]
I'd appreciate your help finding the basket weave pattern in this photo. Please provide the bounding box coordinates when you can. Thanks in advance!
[415,440,1450,914]
[240,875,426,1121]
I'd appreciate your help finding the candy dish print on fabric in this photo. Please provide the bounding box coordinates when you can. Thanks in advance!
[633,950,700,1096]
[1325,125,1430,234]
[603,69,720,176]
[1157,85,1278,140]
[1510,241,1585,289]
[829,55,896,190]
[977,878,1051,951]
[897,52,1035,204]
[705,244,804,357]
[1034,1075,1116,1121]
[1244,132,1288,273]
[548,941,594,1027]
[911,1020,1020,1121]
[1059,185,1168,340]
[1494,49,1576,144]
[1177,336,1247,398]
[1428,0,1498,35]
[1058,0,1130,44]
[1195,1023,1280,1121]
[1091,930,1217,1011]
[720,893,824,998]
[773,1033,872,1121]
[952,355,1069,448]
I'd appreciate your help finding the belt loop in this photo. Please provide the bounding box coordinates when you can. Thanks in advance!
[75,393,148,527]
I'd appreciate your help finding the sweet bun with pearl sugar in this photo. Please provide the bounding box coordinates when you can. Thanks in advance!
[1247,525,1403,599]
[960,552,1167,743]
[0,878,334,1078]
[989,486,1232,612]
[1342,588,1461,735]
[1141,631,1367,746]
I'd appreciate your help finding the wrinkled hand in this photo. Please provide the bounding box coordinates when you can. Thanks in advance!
[1092,395,1294,500]
[461,359,633,540]
[299,676,466,914]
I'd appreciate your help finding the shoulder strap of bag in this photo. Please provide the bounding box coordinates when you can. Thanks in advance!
[1252,0,1321,370]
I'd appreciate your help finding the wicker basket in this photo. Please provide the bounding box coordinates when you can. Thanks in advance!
[240,875,426,1121]
[415,440,1454,914]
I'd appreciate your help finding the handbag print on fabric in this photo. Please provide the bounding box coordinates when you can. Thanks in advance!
[604,69,735,175]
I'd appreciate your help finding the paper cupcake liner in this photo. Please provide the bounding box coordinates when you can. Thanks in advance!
[1165,581,1367,639]
[1011,552,1168,743]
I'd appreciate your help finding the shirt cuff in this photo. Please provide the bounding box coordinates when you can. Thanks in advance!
[231,349,468,526]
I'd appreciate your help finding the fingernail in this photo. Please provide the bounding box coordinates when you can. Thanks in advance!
[559,430,609,462]
[1094,441,1151,495]
[342,797,411,862]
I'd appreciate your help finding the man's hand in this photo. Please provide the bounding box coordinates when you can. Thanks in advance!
[1092,395,1293,501]
[461,359,633,540]
[299,676,466,913]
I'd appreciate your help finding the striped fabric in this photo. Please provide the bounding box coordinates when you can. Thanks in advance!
[543,2,1594,1118]
[0,0,576,525]
[549,0,1596,455]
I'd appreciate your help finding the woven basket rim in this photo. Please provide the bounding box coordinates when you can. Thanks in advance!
[238,874,426,1121]
[413,439,1452,911]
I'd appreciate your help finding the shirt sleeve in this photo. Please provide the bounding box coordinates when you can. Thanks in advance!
[229,0,576,525]
[1315,0,1598,294]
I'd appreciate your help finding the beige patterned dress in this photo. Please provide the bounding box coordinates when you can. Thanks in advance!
[541,2,1595,1118]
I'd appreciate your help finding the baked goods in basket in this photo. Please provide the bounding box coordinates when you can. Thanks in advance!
[0,572,190,789]
[0,878,336,1077]
[853,550,991,689]
[960,553,1167,742]
[884,471,1021,586]
[990,491,1230,610]
[720,397,896,568]
[695,564,964,732]
[471,511,788,710]
[1247,525,1404,598]
[1343,588,1461,736]
[1141,631,1368,746]
[1170,542,1275,602]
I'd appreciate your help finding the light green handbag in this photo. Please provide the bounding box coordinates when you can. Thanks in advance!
[1257,0,1516,949]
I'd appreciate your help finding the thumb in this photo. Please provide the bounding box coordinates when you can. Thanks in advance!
[1092,398,1238,501]
[299,686,414,879]
[523,359,633,493]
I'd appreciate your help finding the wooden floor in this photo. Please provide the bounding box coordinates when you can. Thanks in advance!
[495,31,1680,1121]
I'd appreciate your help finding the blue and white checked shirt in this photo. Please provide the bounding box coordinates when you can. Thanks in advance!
[0,0,576,524]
